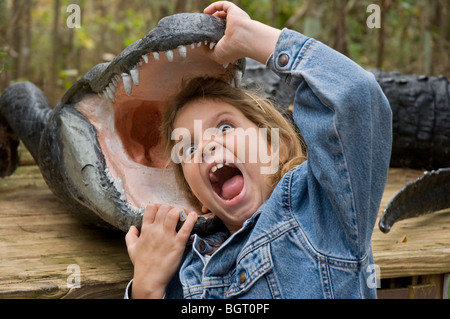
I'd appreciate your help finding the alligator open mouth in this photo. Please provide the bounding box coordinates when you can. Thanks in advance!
[75,41,242,216]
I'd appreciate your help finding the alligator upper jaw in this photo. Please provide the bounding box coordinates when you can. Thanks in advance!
[61,13,245,228]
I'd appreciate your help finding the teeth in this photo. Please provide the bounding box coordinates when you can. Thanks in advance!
[178,45,187,58]
[111,76,118,87]
[105,86,115,101]
[165,50,174,62]
[99,42,235,102]
[210,163,224,175]
[108,82,116,94]
[122,73,132,96]
[209,173,218,183]
[130,67,140,86]
[105,168,144,215]
[101,91,109,101]
[234,70,242,88]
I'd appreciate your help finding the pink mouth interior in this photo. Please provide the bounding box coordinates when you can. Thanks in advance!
[75,43,237,213]
[211,165,244,200]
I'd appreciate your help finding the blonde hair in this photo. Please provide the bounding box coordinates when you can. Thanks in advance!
[161,77,307,210]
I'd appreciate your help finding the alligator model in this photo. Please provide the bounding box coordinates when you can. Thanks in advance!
[1,13,449,234]
[0,13,242,235]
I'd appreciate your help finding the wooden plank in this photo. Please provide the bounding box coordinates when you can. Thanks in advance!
[1,165,450,298]
[0,166,133,299]
[372,168,450,279]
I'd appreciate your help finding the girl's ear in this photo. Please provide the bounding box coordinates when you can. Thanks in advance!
[201,205,210,213]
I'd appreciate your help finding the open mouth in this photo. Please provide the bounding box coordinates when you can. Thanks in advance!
[75,40,243,215]
[209,162,245,202]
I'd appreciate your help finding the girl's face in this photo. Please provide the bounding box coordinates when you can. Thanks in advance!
[173,98,274,233]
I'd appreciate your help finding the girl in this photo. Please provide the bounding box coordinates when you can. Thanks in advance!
[125,1,392,299]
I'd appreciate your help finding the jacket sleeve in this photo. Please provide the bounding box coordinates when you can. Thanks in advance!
[266,29,392,258]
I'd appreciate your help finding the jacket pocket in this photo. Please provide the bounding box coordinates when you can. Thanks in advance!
[226,244,274,298]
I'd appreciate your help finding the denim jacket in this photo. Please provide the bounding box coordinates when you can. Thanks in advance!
[126,28,392,299]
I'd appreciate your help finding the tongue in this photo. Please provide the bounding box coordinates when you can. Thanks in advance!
[221,174,244,200]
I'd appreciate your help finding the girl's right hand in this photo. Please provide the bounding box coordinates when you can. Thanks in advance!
[204,1,281,65]
[125,204,197,299]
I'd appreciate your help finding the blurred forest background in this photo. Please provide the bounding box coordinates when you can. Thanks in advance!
[0,0,449,105]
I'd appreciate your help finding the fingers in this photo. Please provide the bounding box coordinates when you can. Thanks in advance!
[163,207,183,232]
[177,212,198,242]
[140,204,196,239]
[125,225,139,247]
[142,203,159,225]
[204,1,234,15]
[125,225,140,264]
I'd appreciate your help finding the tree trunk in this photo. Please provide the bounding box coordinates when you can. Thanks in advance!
[334,0,348,56]
[376,0,388,69]
[21,0,31,79]
[11,0,25,81]
[50,0,61,96]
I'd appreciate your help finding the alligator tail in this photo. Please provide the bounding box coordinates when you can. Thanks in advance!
[379,168,450,233]
[0,82,51,177]
[372,70,450,170]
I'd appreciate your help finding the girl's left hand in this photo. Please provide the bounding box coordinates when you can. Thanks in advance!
[125,204,197,298]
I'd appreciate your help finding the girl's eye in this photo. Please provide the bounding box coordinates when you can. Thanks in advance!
[218,123,233,133]
[183,145,197,158]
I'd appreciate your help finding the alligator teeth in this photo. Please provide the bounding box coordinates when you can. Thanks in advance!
[111,76,118,87]
[178,45,187,58]
[234,70,242,88]
[99,43,243,101]
[105,86,115,101]
[108,82,117,94]
[121,73,132,96]
[165,50,174,62]
[130,67,140,86]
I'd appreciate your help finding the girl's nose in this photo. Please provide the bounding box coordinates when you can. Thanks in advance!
[203,145,215,159]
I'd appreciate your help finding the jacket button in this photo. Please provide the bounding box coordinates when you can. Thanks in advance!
[278,54,289,67]
[199,240,206,252]
[238,271,247,284]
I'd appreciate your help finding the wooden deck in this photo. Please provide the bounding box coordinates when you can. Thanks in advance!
[1,163,449,298]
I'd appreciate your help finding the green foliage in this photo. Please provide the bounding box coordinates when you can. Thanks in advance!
[0,0,448,103]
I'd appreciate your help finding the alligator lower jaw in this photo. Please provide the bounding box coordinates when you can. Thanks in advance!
[76,41,241,214]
